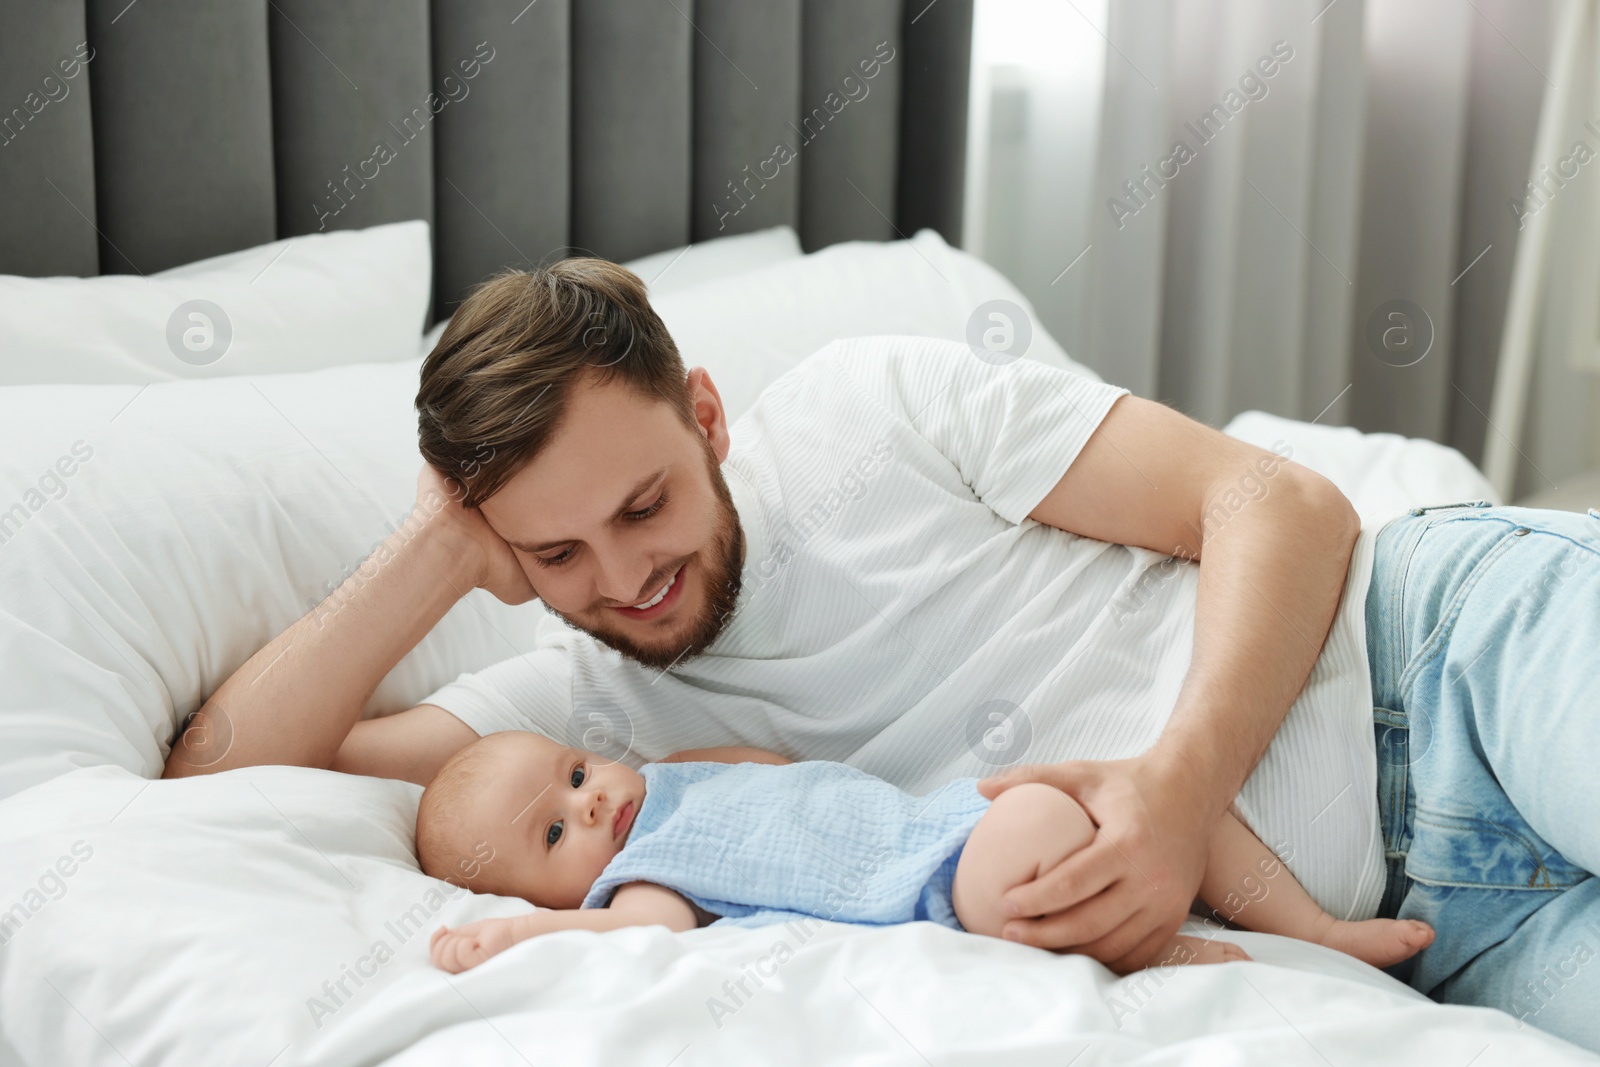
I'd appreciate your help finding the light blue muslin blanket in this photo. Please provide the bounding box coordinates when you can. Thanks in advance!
[580,760,992,931]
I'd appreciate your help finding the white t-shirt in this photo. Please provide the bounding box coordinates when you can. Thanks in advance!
[422,335,1385,921]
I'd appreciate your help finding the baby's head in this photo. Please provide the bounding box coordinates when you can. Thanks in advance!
[416,731,646,908]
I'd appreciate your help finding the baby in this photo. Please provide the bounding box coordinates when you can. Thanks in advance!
[419,732,1434,974]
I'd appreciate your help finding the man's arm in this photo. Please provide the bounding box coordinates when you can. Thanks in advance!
[978,394,1359,972]
[162,466,536,784]
[657,747,793,766]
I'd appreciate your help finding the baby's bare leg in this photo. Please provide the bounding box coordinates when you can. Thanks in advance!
[953,783,1248,966]
[1200,810,1433,968]
[953,783,1092,937]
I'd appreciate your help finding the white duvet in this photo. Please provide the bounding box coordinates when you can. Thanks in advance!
[2,764,1592,1067]
[5,231,1594,1065]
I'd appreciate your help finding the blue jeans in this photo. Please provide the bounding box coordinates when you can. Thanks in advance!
[1368,501,1600,1052]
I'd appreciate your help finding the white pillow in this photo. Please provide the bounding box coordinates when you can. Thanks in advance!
[0,763,525,1066]
[624,224,803,295]
[0,220,431,385]
[0,360,553,801]
[417,225,804,356]
[651,228,1104,423]
[1222,410,1501,526]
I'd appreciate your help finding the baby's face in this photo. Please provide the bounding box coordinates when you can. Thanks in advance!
[456,733,646,909]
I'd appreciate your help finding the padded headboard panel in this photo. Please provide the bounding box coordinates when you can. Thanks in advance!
[0,0,972,323]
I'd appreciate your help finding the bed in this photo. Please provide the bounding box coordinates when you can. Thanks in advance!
[2,3,1596,1065]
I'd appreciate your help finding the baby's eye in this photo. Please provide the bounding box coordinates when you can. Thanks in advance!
[546,820,563,847]
[570,764,586,788]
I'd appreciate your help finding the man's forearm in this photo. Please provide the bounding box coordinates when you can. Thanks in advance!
[163,503,478,777]
[1147,469,1361,816]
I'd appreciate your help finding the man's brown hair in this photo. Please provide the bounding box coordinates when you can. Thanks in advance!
[416,258,697,507]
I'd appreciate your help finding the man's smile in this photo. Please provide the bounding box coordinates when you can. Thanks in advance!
[610,563,685,618]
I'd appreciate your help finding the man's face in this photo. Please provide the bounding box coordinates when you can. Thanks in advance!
[478,367,745,672]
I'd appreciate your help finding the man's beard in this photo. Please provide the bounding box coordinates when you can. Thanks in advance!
[545,440,745,673]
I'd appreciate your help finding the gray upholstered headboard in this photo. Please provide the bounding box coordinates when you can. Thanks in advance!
[0,0,972,325]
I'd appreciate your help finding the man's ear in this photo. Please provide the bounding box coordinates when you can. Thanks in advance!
[685,367,732,462]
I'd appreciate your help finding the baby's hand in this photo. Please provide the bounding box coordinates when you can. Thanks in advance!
[430,917,525,973]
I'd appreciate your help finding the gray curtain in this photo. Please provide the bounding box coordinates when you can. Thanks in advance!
[973,0,1598,503]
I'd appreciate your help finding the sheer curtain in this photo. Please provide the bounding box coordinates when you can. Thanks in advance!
[965,0,1600,504]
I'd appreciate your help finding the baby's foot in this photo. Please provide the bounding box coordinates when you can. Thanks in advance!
[1318,917,1435,968]
[1156,933,1252,966]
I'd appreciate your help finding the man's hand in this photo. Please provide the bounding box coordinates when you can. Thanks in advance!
[416,464,536,606]
[976,753,1216,973]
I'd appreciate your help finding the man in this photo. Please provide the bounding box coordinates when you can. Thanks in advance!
[161,259,1600,1050]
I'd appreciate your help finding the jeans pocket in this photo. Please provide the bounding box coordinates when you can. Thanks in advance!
[1405,806,1590,891]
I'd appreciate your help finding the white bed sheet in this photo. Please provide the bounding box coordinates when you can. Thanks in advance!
[1221,409,1504,524]
[2,764,1593,1067]
[336,925,1583,1067]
